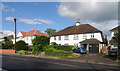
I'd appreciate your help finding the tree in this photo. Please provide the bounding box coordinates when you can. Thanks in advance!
[45,28,56,36]
[32,36,50,55]
[114,27,120,60]
[2,37,13,49]
[15,40,28,51]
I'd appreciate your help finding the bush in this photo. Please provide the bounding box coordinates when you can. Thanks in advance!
[45,47,73,57]
[32,44,43,55]
[15,40,28,51]
[17,50,27,54]
[45,45,74,51]
[32,36,50,55]
[50,42,58,45]
[32,36,50,46]
[2,37,13,49]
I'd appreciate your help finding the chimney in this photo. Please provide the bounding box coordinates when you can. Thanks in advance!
[76,21,80,26]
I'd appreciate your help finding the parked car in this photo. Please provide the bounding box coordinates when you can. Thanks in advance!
[108,48,118,56]
[72,47,87,54]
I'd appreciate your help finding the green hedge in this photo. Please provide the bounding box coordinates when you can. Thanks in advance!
[45,47,73,57]
[45,45,74,51]
[17,50,27,54]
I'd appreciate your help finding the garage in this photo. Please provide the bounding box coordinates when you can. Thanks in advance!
[89,44,99,53]
[80,39,101,53]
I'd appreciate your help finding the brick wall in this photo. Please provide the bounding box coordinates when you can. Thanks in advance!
[0,49,16,54]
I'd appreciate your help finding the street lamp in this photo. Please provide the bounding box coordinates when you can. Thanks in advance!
[14,18,17,45]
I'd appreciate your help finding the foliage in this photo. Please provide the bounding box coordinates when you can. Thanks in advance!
[32,36,50,46]
[45,47,73,57]
[15,40,28,51]
[114,27,120,60]
[17,50,27,54]
[45,28,56,36]
[32,36,50,55]
[32,44,43,55]
[50,42,58,45]
[45,45,74,51]
[2,37,13,49]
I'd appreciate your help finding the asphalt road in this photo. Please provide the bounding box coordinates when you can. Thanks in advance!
[1,54,119,71]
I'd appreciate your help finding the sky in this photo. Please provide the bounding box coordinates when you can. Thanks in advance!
[1,0,119,39]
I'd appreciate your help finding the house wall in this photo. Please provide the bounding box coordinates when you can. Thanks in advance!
[50,32,103,46]
[12,32,36,45]
[16,36,36,45]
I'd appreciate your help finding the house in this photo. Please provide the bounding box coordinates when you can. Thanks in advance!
[109,26,120,48]
[50,21,107,53]
[16,29,49,45]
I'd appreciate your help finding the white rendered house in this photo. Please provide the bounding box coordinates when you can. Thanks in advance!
[50,22,107,53]
[16,30,49,45]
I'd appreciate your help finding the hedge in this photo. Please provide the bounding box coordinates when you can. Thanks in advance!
[45,47,73,57]
[45,45,74,51]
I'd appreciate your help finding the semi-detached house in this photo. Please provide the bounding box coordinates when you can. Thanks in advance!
[50,21,107,53]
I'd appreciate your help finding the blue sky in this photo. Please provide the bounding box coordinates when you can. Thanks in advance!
[1,1,118,39]
[2,2,74,33]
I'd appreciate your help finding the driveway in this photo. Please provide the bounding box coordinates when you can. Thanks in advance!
[63,53,118,66]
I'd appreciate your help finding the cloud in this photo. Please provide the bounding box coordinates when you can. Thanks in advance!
[57,2,118,39]
[1,3,15,12]
[34,19,53,24]
[19,19,42,24]
[5,17,53,25]
[5,17,14,21]
[0,30,15,38]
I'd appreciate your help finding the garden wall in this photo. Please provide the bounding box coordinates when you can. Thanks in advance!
[0,49,16,54]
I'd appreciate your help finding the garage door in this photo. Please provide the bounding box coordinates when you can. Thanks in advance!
[89,44,99,53]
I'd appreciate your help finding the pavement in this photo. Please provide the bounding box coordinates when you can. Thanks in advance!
[1,53,119,66]
[1,54,119,70]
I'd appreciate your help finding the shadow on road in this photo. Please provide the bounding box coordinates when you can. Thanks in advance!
[103,55,117,61]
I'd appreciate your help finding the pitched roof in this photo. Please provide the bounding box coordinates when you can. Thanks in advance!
[80,39,101,44]
[52,24,101,36]
[20,29,49,37]
[110,26,120,31]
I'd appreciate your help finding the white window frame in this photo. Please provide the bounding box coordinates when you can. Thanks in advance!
[83,34,87,39]
[58,36,61,40]
[74,34,79,40]
[54,36,56,40]
[64,35,69,40]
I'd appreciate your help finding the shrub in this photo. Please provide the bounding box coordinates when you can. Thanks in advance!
[17,50,27,54]
[32,36,50,55]
[32,36,50,46]
[2,37,13,49]
[32,44,43,55]
[45,45,74,51]
[50,42,58,45]
[15,40,28,51]
[45,47,73,57]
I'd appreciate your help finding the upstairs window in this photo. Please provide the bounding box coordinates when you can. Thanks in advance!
[54,36,56,40]
[91,33,94,38]
[58,36,61,40]
[64,35,69,40]
[74,34,79,40]
[83,34,87,39]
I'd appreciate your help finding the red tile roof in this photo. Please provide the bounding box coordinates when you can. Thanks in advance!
[52,24,101,36]
[20,29,49,37]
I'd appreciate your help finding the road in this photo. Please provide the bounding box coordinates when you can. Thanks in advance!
[1,54,119,71]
